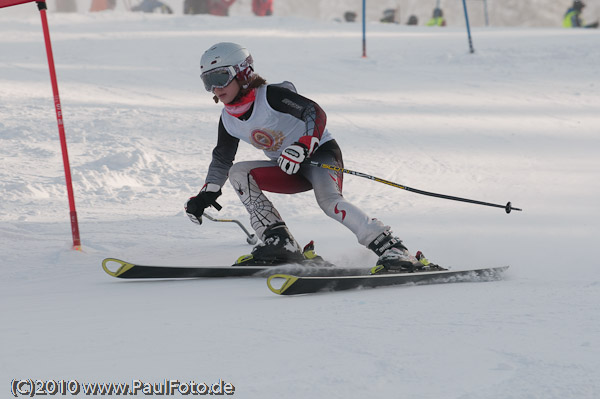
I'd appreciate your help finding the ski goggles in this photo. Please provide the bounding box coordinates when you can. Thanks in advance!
[201,66,237,92]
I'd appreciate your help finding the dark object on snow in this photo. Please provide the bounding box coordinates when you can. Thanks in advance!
[380,8,397,23]
[131,0,173,13]
[184,0,235,15]
[344,11,357,22]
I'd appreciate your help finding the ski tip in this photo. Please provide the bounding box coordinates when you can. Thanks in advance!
[267,274,299,295]
[102,258,134,277]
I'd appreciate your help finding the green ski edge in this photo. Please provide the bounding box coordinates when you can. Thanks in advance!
[267,266,510,295]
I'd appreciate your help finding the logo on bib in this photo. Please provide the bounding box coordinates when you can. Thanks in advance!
[251,129,285,151]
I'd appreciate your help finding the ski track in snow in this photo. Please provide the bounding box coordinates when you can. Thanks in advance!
[1,10,600,399]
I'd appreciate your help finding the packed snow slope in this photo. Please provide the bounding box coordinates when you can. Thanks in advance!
[1,10,599,399]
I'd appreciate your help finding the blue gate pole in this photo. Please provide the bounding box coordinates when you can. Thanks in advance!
[362,0,366,57]
[462,0,475,53]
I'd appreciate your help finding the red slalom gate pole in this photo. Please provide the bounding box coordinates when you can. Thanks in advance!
[36,0,81,249]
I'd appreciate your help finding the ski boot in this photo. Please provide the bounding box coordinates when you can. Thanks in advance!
[368,230,423,274]
[234,222,305,266]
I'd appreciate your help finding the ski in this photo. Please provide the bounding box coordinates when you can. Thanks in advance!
[266,266,510,295]
[102,258,267,279]
[101,258,370,279]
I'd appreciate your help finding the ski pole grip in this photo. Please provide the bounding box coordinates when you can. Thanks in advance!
[211,200,222,211]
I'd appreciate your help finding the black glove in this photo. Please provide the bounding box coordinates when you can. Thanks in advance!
[185,186,222,225]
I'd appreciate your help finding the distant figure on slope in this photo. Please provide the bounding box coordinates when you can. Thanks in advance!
[184,42,426,272]
[184,0,235,15]
[252,0,272,16]
[563,1,599,28]
[380,8,398,23]
[344,11,357,22]
[131,0,173,13]
[426,7,446,26]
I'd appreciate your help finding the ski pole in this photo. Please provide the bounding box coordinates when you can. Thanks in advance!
[309,161,522,214]
[203,213,258,244]
[462,0,475,54]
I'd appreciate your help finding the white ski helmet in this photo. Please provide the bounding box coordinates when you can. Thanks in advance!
[200,42,254,91]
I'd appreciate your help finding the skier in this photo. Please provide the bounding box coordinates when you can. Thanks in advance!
[563,1,599,28]
[406,15,419,26]
[184,42,423,271]
[380,9,397,23]
[426,8,446,27]
[252,0,272,16]
[183,0,235,16]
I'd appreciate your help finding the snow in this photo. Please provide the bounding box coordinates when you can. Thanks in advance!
[1,8,600,399]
